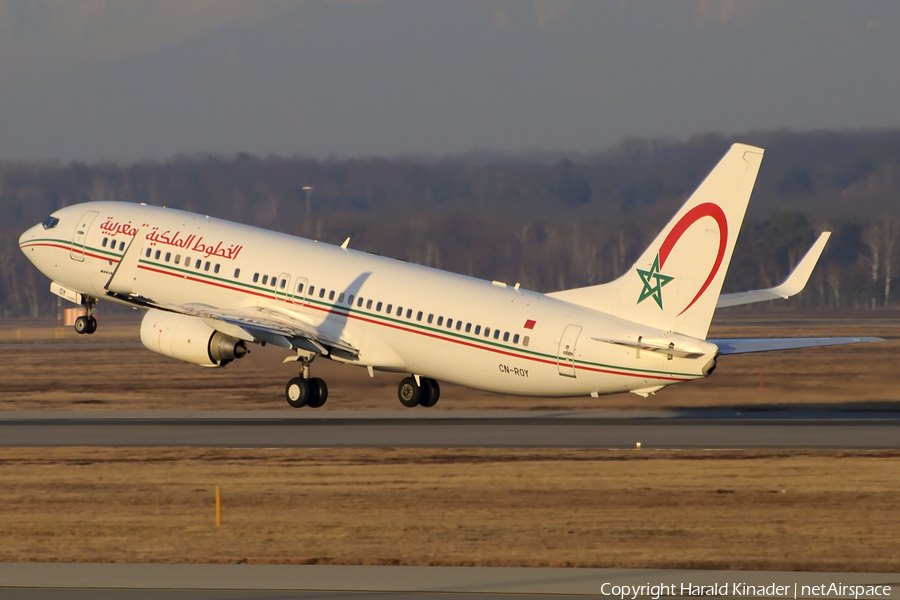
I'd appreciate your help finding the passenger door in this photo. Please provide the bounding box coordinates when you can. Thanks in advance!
[70,210,99,262]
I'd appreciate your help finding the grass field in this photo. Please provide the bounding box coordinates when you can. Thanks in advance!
[1,310,898,411]
[1,447,898,571]
[2,310,898,571]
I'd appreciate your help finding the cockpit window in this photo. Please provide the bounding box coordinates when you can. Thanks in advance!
[41,216,59,230]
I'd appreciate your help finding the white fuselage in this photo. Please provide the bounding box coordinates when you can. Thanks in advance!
[19,202,718,397]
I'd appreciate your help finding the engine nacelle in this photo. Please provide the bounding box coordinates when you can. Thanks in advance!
[140,309,248,367]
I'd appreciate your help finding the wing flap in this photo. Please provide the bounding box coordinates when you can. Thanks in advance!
[711,337,882,355]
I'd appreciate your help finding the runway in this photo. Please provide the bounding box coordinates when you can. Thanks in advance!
[2,410,900,449]
[1,563,898,599]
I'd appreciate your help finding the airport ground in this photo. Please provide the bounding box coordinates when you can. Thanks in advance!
[1,447,899,572]
[1,310,898,573]
[2,309,899,412]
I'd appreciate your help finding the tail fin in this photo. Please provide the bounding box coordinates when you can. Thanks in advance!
[548,143,764,339]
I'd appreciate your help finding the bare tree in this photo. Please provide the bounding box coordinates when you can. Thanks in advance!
[863,213,900,307]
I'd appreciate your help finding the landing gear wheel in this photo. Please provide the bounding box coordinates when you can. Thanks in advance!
[306,377,328,408]
[285,377,309,408]
[419,378,440,408]
[74,315,91,335]
[85,315,97,334]
[398,377,421,408]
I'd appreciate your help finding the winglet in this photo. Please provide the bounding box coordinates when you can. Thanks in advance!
[717,232,830,308]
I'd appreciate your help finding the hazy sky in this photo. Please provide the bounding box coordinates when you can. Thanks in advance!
[1,0,898,162]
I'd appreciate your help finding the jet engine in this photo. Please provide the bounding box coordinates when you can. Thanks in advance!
[140,309,248,367]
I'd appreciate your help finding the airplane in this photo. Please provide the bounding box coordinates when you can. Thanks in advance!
[18,143,880,408]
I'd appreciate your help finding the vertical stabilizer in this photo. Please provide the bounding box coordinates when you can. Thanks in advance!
[548,143,764,339]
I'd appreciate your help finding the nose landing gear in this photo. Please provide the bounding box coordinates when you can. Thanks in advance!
[284,351,328,409]
[398,376,440,408]
[73,297,98,335]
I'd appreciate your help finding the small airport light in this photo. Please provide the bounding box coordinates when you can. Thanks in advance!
[302,186,314,216]
[636,442,641,449]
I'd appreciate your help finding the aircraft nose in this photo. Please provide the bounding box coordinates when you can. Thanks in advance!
[19,225,38,250]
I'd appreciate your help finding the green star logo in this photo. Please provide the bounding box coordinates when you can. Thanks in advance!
[636,254,674,309]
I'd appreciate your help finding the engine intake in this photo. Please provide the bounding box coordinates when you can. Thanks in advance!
[140,309,248,367]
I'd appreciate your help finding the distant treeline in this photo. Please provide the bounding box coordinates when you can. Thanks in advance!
[2,129,900,318]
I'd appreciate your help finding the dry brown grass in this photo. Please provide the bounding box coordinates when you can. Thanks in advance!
[2,311,899,411]
[0,447,898,571]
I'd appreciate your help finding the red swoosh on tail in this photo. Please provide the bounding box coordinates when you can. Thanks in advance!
[658,202,728,316]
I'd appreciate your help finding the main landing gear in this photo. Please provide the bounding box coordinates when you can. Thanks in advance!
[284,351,328,409]
[74,297,98,335]
[398,376,440,408]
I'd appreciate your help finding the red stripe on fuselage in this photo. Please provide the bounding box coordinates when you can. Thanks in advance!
[138,263,690,383]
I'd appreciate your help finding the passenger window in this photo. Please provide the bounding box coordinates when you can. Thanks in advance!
[175,255,181,265]
[427,314,433,324]
[366,299,373,309]
[119,241,126,251]
[376,301,382,312]
[204,262,210,272]
[503,332,509,342]
[262,275,268,285]
[466,323,471,333]
[456,321,462,331]
[437,316,443,326]
[297,282,304,293]
[280,279,286,289]
[195,259,201,269]
[253,273,259,283]
[358,297,364,308]
[234,268,240,278]
[319,288,325,298]
[329,291,335,301]
[485,327,491,337]
[513,334,520,344]
[386,304,392,313]
[154,250,161,260]
[165,252,171,262]
[102,238,108,248]
[398,307,403,317]
[145,248,151,258]
[338,293,344,303]
[474,325,481,335]
[494,330,500,340]
[348,294,354,305]
[446,319,453,328]
[406,309,412,318]
[214,264,220,274]
[417,311,423,321]
[270,276,277,287]
[523,336,530,347]
[308,285,314,295]
[185,256,191,265]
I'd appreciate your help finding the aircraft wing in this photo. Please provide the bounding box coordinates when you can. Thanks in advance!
[148,299,359,358]
[710,336,882,355]
[716,232,830,308]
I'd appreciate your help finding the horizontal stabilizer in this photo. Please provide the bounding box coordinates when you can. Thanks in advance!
[592,337,706,359]
[711,336,882,355]
[717,232,830,308]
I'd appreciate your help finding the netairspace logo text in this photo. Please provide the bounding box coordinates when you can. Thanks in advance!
[598,582,892,599]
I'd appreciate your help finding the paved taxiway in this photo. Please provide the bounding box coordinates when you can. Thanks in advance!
[1,563,898,599]
[2,410,899,448]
